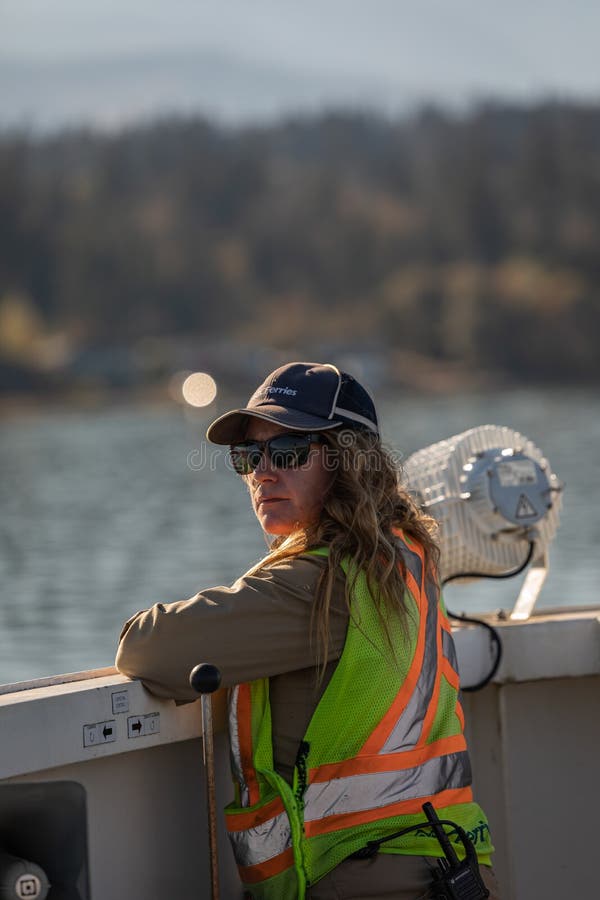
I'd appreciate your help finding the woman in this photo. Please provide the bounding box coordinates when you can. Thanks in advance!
[116,361,499,899]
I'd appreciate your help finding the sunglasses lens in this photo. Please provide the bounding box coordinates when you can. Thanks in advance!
[229,445,263,475]
[229,434,319,474]
[269,434,311,469]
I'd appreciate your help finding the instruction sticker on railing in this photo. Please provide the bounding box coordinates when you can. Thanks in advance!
[111,690,129,714]
[127,713,160,738]
[83,720,117,747]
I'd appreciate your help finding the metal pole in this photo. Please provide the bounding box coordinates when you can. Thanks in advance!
[190,663,222,900]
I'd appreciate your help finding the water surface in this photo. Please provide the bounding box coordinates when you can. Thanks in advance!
[1,387,597,683]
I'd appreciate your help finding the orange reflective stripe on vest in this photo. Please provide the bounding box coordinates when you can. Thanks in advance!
[303,786,474,838]
[361,538,440,755]
[229,684,260,806]
[227,801,293,884]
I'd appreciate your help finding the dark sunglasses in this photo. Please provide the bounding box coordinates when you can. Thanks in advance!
[229,432,325,475]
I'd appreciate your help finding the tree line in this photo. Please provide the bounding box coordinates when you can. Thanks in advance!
[1,100,599,390]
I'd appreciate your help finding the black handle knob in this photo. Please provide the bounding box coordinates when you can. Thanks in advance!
[189,663,222,695]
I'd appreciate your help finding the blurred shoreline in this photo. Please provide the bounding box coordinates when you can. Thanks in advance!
[0,383,180,423]
[0,360,583,425]
[2,105,600,403]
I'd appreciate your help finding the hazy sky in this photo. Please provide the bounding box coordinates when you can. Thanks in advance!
[2,1,599,128]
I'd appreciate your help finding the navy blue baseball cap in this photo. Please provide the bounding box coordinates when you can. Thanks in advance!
[206,362,379,444]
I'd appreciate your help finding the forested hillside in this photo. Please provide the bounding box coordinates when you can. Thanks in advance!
[1,101,599,391]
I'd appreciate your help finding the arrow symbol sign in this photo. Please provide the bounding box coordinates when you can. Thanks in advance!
[132,720,142,734]
[103,725,113,739]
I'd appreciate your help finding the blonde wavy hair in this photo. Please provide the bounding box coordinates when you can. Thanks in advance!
[247,428,439,673]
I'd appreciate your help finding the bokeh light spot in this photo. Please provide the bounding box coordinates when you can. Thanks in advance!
[182,372,217,407]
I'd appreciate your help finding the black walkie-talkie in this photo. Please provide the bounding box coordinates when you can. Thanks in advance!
[422,802,490,900]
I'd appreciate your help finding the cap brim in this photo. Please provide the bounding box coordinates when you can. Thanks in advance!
[206,406,343,444]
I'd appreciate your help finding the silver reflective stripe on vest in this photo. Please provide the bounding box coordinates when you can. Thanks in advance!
[228,809,292,867]
[304,750,471,823]
[380,574,439,753]
[442,627,458,672]
[229,686,249,807]
[400,541,423,591]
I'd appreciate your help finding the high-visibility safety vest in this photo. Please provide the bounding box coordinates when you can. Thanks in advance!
[225,533,493,899]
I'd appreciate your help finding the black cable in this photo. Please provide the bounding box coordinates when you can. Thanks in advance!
[441,542,535,692]
[442,541,535,586]
[351,816,469,860]
[351,810,489,898]
[445,614,502,692]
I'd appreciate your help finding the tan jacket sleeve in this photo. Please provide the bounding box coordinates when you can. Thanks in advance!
[115,554,348,702]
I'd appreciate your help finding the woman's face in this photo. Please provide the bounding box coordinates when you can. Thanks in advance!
[243,419,333,536]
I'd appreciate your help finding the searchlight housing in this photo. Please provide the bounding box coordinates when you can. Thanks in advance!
[404,425,563,620]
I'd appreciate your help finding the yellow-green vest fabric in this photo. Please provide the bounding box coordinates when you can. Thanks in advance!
[225,536,493,899]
